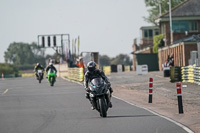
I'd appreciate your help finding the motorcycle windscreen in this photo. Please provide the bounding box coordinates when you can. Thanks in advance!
[90,78,105,94]
[90,78,104,87]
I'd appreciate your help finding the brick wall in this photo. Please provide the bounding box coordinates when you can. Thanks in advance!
[162,20,200,46]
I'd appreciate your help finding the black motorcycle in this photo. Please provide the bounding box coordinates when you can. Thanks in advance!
[89,78,111,117]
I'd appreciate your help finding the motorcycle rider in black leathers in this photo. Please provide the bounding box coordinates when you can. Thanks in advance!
[46,62,57,75]
[84,61,113,110]
[34,63,44,79]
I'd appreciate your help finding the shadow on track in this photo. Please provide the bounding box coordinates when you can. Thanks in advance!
[107,114,156,118]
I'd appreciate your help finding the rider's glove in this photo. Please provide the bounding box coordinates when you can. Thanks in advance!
[106,83,111,88]
[85,87,90,92]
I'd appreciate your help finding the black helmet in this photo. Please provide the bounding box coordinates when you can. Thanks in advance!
[87,61,96,72]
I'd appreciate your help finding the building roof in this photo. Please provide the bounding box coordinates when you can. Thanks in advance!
[140,26,159,30]
[161,0,200,18]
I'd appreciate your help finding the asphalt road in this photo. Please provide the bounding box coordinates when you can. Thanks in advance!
[0,77,189,133]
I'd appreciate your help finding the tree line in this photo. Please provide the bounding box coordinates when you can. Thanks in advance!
[144,0,185,25]
[1,42,132,74]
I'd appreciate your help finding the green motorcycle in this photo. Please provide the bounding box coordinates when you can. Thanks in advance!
[47,69,56,86]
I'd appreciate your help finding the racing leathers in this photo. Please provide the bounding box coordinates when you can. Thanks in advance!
[84,69,113,109]
[34,65,44,79]
[46,65,57,74]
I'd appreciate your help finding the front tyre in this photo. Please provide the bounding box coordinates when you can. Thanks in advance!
[99,98,107,117]
[38,75,41,83]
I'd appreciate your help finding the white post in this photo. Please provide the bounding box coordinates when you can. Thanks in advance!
[169,0,173,44]
[159,2,161,16]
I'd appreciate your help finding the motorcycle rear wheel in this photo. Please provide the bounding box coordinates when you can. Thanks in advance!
[50,76,55,86]
[39,76,41,83]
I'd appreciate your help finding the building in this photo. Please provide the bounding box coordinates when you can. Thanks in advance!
[132,0,200,71]
[156,0,200,70]
[132,26,159,71]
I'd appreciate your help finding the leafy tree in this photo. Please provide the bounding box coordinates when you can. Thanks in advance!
[30,42,46,66]
[153,34,164,53]
[144,0,185,25]
[4,42,35,65]
[99,55,111,67]
[111,54,132,65]
[4,42,46,66]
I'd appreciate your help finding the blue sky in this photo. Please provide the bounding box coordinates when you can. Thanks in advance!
[0,0,151,62]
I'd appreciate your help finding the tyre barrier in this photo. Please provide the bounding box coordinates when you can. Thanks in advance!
[108,65,131,73]
[66,68,84,82]
[124,66,130,72]
[21,73,35,77]
[181,65,200,85]
[194,66,200,85]
[103,66,111,75]
[170,67,181,82]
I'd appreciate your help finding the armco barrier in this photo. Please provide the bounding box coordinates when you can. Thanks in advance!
[103,66,111,75]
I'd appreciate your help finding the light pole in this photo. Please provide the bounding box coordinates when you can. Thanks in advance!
[169,0,173,44]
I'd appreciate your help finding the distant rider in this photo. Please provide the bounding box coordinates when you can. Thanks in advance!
[84,61,113,110]
[46,62,57,74]
[34,63,44,79]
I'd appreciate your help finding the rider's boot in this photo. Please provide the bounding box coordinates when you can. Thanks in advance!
[85,92,95,110]
[109,87,113,108]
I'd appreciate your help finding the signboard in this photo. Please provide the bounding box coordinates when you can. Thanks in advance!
[136,65,148,75]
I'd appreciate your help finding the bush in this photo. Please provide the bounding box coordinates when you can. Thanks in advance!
[153,34,164,53]
[0,63,19,75]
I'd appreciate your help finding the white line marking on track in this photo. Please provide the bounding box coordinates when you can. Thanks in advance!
[2,89,8,95]
[61,77,194,133]
[113,96,194,133]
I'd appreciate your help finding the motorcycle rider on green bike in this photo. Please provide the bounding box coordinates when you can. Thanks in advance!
[46,62,57,81]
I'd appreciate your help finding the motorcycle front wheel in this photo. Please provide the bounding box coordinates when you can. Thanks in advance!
[99,97,107,117]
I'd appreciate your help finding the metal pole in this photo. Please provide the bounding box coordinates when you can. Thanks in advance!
[37,35,39,47]
[61,35,64,57]
[159,1,161,16]
[169,0,173,44]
